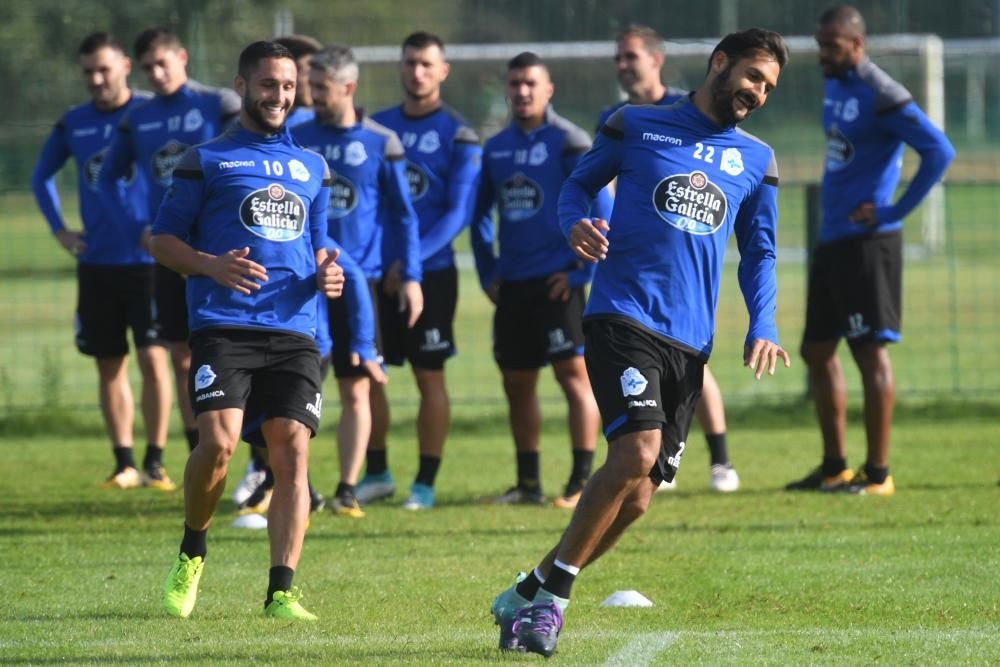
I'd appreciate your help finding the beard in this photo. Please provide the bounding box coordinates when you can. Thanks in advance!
[243,93,288,133]
[709,64,759,126]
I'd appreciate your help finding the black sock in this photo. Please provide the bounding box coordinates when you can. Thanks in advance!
[266,565,294,606]
[541,562,577,600]
[516,451,540,490]
[415,455,441,487]
[251,446,267,470]
[515,570,543,600]
[367,448,388,475]
[180,523,207,560]
[864,462,889,484]
[142,444,164,471]
[822,457,848,477]
[113,446,135,472]
[706,433,728,466]
[335,482,355,499]
[566,449,594,493]
[184,429,199,452]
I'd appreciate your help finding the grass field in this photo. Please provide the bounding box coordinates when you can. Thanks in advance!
[2,403,999,664]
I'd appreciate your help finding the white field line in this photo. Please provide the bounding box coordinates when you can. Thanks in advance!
[0,627,996,652]
[604,631,680,667]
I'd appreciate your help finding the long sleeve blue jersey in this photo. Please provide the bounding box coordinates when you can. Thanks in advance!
[820,57,955,243]
[152,124,330,338]
[31,93,153,265]
[292,116,422,282]
[471,107,613,290]
[371,104,483,272]
[560,98,781,359]
[100,81,240,243]
[595,87,687,132]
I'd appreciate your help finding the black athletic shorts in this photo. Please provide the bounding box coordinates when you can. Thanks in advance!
[803,231,902,347]
[189,328,324,438]
[379,266,458,370]
[75,263,158,357]
[584,318,704,485]
[152,263,189,344]
[329,278,382,379]
[493,276,585,370]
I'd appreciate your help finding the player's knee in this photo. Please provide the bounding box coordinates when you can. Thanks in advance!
[608,431,661,482]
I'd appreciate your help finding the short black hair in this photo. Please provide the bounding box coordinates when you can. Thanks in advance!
[78,32,124,56]
[708,28,789,73]
[818,4,867,36]
[402,31,444,53]
[507,51,546,72]
[273,34,322,60]
[133,27,183,59]
[238,40,294,81]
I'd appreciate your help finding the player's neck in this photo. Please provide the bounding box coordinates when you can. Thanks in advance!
[319,104,357,128]
[628,81,667,106]
[691,87,723,126]
[402,93,441,117]
[514,113,546,132]
[94,89,132,112]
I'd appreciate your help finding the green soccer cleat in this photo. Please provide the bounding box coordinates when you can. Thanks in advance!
[492,572,532,651]
[163,553,204,618]
[264,587,318,621]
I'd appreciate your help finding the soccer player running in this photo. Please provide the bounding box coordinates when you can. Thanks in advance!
[99,27,241,457]
[491,29,791,656]
[787,5,954,496]
[471,53,611,509]
[292,45,422,518]
[230,33,324,509]
[363,32,483,510]
[32,32,172,490]
[600,23,740,493]
[155,41,343,621]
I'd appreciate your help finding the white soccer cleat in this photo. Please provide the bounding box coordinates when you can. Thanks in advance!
[709,464,740,493]
[232,460,267,506]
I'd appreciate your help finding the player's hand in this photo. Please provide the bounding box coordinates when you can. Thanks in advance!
[485,278,500,305]
[743,339,791,380]
[546,272,570,302]
[849,202,877,227]
[210,247,268,295]
[317,249,345,299]
[382,260,402,296]
[569,218,609,263]
[400,280,424,328]
[350,352,388,384]
[139,225,153,253]
[55,229,86,258]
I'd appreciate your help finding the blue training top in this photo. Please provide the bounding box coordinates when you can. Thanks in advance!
[32,92,153,265]
[820,57,954,243]
[292,115,422,283]
[595,87,687,133]
[152,123,330,339]
[371,103,483,273]
[471,107,613,290]
[559,98,781,359]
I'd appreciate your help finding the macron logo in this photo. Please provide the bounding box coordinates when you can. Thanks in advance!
[642,132,682,146]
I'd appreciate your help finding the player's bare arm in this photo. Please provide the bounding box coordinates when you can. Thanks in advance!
[743,339,791,380]
[568,217,609,262]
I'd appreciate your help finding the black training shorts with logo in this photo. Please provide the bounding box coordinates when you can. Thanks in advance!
[188,328,324,437]
[379,266,458,370]
[76,263,158,357]
[802,230,902,347]
[329,278,382,379]
[584,318,704,485]
[493,275,585,370]
[152,263,190,343]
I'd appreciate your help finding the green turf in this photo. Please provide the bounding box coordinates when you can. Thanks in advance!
[1,404,998,664]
